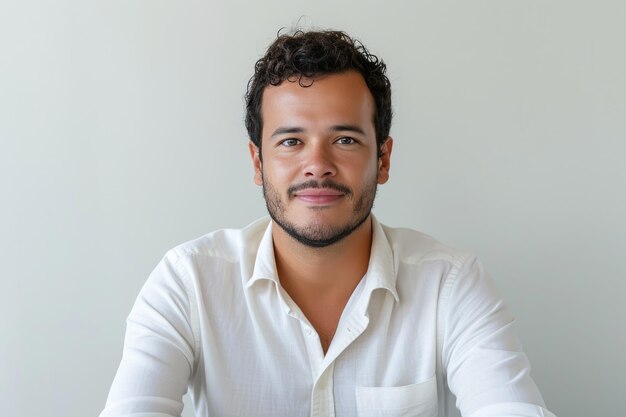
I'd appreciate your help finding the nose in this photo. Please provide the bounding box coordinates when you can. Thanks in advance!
[303,142,337,178]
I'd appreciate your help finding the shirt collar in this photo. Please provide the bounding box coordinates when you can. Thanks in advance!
[245,215,399,303]
[363,215,399,303]
[246,219,280,289]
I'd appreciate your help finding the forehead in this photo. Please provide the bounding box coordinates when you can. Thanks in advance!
[260,71,376,138]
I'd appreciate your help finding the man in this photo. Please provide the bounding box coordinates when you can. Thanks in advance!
[100,30,556,417]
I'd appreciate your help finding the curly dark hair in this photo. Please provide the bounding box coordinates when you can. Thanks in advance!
[245,29,392,156]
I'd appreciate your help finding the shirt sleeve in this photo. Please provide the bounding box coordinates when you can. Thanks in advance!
[441,255,557,417]
[100,251,197,417]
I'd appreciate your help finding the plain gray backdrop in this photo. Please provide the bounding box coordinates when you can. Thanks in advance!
[2,1,625,417]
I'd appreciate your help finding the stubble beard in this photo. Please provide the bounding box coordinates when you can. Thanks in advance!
[262,173,378,248]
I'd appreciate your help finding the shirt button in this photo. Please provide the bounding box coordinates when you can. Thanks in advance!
[305,328,312,336]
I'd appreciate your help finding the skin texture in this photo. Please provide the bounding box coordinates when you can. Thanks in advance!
[249,70,393,352]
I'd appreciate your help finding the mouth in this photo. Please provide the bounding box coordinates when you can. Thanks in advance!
[293,188,345,204]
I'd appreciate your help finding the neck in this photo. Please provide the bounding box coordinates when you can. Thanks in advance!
[271,215,374,354]
[272,215,373,297]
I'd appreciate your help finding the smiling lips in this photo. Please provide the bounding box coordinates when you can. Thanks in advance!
[294,188,345,204]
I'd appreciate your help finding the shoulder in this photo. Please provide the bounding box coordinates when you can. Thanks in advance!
[378,222,498,315]
[379,222,473,270]
[163,217,270,265]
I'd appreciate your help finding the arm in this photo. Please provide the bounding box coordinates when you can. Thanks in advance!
[100,252,196,417]
[442,255,557,417]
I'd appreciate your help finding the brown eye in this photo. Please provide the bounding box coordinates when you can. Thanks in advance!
[280,138,301,147]
[336,137,356,145]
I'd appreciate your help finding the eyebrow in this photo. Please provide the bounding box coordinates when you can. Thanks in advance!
[270,125,366,138]
[271,127,305,138]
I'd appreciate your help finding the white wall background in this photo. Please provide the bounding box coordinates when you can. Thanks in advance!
[2,1,624,417]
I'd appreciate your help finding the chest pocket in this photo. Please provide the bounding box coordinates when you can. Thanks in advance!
[355,375,438,417]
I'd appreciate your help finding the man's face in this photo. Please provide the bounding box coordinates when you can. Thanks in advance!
[249,70,392,247]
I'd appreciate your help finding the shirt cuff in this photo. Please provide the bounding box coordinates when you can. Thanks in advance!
[99,395,183,417]
[467,402,557,417]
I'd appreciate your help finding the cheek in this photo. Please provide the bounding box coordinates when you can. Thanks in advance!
[263,158,298,182]
[355,158,380,180]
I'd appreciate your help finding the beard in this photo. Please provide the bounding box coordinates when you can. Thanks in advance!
[262,174,378,248]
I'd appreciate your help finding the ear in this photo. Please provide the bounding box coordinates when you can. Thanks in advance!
[377,137,393,185]
[248,141,263,186]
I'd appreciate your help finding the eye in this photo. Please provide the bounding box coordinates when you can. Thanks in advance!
[335,136,356,145]
[280,138,301,147]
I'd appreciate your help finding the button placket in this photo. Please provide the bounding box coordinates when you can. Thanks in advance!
[300,322,324,380]
[311,362,336,417]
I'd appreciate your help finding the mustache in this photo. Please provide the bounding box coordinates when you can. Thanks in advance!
[287,180,353,197]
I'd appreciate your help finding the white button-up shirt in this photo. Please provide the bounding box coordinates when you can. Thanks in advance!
[100,216,556,417]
